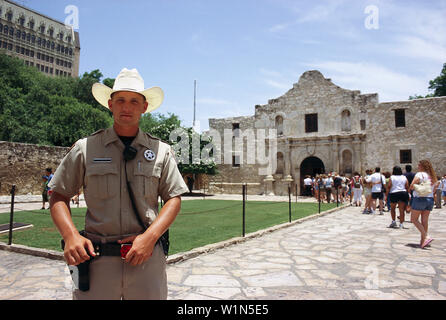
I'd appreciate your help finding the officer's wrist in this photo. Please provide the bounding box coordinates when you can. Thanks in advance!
[141,229,160,245]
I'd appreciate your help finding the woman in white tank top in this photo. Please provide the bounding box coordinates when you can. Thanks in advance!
[386,166,409,229]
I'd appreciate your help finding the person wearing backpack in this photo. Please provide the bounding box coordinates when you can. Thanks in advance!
[333,173,343,203]
[351,172,363,207]
[410,160,438,249]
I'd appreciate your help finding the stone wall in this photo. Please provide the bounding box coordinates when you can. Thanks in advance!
[366,97,446,176]
[0,141,69,195]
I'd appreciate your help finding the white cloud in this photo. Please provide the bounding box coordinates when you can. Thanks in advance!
[391,36,446,64]
[303,61,428,102]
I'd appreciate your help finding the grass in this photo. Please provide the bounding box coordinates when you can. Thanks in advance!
[0,199,337,255]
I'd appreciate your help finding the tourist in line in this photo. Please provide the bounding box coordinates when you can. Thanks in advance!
[410,159,437,249]
[386,166,409,229]
[404,165,416,214]
[442,174,446,206]
[41,168,53,210]
[367,167,385,215]
[313,175,320,201]
[362,169,373,214]
[303,175,313,197]
[333,172,343,203]
[351,172,363,207]
[324,173,333,203]
[383,171,391,212]
[317,175,326,202]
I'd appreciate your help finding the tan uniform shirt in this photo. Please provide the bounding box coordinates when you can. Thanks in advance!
[49,127,189,241]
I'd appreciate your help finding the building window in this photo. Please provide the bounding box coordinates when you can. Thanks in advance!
[18,16,25,26]
[232,155,240,167]
[29,20,34,29]
[400,150,412,164]
[395,109,406,128]
[6,12,13,22]
[232,123,240,137]
[305,113,318,133]
[360,119,366,130]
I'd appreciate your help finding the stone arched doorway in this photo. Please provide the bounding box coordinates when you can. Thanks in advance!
[299,156,325,195]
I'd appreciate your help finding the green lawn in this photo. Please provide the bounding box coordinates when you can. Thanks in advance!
[0,199,337,255]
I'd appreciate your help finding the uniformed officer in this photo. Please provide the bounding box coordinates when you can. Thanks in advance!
[49,68,189,300]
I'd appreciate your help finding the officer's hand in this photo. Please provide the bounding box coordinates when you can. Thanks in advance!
[118,234,154,266]
[64,234,95,266]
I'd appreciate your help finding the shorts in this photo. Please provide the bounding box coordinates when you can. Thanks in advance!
[411,197,434,211]
[363,188,371,197]
[389,191,409,204]
[442,191,446,197]
[371,192,383,200]
[42,190,48,202]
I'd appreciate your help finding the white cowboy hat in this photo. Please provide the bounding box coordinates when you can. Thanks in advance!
[91,68,164,113]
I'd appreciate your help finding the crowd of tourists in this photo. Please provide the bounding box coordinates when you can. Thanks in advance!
[304,160,446,249]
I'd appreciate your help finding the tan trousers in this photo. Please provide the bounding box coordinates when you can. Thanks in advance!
[73,244,167,300]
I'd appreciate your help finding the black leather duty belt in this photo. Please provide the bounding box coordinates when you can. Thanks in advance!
[93,243,132,259]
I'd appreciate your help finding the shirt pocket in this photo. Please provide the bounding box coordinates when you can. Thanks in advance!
[133,163,162,198]
[86,163,119,199]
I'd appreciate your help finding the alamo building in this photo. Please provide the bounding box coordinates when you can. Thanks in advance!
[207,70,446,196]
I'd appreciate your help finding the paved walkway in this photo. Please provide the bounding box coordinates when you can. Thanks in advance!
[0,197,445,300]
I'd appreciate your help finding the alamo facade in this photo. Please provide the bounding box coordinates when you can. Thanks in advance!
[206,70,446,196]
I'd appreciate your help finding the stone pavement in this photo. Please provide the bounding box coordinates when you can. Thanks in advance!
[0,198,445,300]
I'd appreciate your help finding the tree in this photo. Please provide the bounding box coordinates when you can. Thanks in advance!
[0,53,113,146]
[428,63,446,97]
[139,112,217,176]
[409,62,446,99]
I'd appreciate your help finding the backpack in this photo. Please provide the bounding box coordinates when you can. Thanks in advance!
[334,177,342,188]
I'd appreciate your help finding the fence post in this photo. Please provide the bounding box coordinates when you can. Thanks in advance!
[295,184,297,203]
[336,188,339,207]
[288,185,292,222]
[8,185,16,245]
[242,184,246,237]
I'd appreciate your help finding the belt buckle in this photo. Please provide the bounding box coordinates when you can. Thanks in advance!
[120,243,132,259]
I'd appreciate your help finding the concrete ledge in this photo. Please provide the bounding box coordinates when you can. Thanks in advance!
[0,242,64,261]
[0,204,350,265]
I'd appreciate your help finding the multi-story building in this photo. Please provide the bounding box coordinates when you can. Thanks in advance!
[0,0,80,77]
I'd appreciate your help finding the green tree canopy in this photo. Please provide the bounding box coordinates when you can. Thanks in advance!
[0,53,112,146]
[409,62,446,99]
[428,63,446,97]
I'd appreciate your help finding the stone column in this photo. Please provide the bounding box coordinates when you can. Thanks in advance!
[332,136,339,173]
[283,141,293,181]
[263,175,275,196]
[352,136,361,174]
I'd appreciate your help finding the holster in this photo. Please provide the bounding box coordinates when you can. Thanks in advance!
[61,230,91,292]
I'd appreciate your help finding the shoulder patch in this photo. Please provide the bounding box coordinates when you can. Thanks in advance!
[144,132,169,144]
[90,129,105,136]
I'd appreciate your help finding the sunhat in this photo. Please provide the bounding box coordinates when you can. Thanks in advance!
[92,68,164,113]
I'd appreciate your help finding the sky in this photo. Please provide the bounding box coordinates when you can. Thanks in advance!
[19,0,446,132]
